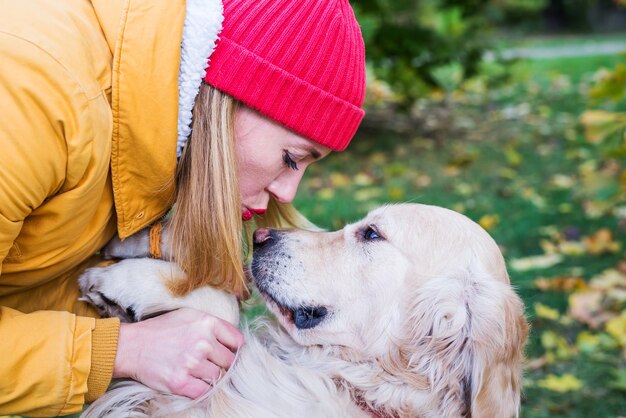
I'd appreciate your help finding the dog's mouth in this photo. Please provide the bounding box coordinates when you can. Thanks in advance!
[261,292,328,330]
[251,258,328,330]
[292,306,328,329]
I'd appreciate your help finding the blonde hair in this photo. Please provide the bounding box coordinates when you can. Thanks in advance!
[170,83,315,297]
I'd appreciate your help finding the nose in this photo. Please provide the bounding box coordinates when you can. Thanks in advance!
[253,228,277,250]
[267,170,305,204]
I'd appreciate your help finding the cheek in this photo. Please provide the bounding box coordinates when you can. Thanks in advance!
[237,152,276,197]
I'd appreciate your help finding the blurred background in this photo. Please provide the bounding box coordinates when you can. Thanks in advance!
[290,1,626,417]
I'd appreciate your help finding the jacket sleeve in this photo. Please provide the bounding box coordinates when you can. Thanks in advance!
[0,33,120,416]
[0,308,120,416]
[0,34,68,268]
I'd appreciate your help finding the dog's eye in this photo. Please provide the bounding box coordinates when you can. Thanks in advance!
[363,225,383,241]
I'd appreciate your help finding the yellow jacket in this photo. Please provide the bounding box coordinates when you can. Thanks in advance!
[0,0,186,415]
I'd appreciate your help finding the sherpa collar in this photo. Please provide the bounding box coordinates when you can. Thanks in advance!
[177,0,224,157]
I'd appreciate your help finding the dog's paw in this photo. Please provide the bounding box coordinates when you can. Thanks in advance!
[79,264,140,321]
[79,258,241,325]
[79,258,185,322]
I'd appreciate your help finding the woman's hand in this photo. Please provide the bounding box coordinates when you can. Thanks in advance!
[113,308,244,399]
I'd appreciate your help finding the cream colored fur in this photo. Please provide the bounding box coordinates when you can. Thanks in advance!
[80,203,528,417]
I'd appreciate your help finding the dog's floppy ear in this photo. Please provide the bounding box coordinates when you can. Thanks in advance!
[400,266,528,417]
[466,273,528,418]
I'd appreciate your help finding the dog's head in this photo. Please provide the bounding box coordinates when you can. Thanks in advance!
[251,203,528,417]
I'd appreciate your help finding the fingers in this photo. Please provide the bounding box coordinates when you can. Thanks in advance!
[192,339,236,370]
[189,358,223,383]
[180,308,244,353]
[210,317,245,352]
[170,375,212,400]
[115,309,244,401]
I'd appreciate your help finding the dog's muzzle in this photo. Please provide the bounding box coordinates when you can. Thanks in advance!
[253,227,278,252]
[251,228,330,330]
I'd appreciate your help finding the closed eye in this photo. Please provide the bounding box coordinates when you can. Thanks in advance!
[283,150,299,170]
[362,225,384,241]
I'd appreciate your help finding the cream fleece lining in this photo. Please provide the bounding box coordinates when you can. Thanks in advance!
[177,0,224,157]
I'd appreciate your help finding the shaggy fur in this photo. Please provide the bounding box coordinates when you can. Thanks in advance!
[79,203,528,417]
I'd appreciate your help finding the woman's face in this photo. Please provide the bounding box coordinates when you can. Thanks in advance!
[235,106,332,221]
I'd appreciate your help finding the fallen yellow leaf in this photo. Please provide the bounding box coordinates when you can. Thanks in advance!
[540,330,575,360]
[551,174,576,189]
[568,268,626,333]
[387,186,406,201]
[510,254,563,272]
[534,276,587,292]
[316,188,335,200]
[537,374,583,392]
[329,172,351,188]
[584,228,622,255]
[580,110,626,144]
[606,310,626,348]
[354,188,383,202]
[568,290,607,328]
[559,241,586,256]
[590,268,626,292]
[478,214,500,231]
[576,331,602,353]
[353,173,374,186]
[535,302,560,321]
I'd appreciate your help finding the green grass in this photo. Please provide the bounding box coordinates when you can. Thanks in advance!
[495,32,626,50]
[519,54,625,82]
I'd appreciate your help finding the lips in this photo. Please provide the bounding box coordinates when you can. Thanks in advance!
[257,290,328,330]
[242,207,266,221]
[292,306,328,329]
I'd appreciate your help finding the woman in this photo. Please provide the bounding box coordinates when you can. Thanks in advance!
[0,0,365,415]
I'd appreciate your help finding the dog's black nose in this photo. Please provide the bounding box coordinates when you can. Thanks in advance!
[253,228,276,249]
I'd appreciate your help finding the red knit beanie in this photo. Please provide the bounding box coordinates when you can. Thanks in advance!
[203,0,366,151]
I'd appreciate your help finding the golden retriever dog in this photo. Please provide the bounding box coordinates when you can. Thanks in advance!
[79,203,528,418]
